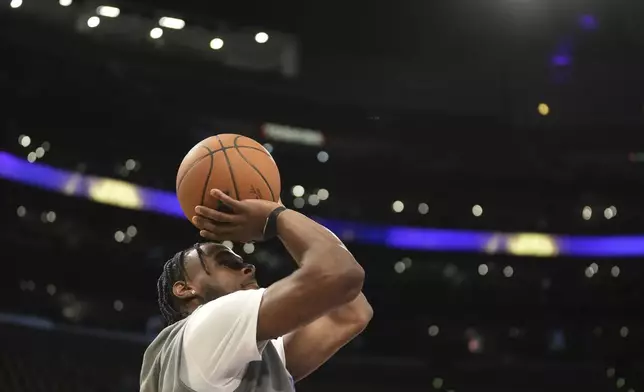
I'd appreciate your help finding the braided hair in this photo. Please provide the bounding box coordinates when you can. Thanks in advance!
[157,243,210,325]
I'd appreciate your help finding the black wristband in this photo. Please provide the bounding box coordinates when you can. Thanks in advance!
[262,206,287,240]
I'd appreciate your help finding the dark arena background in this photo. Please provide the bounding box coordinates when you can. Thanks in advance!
[2,0,644,391]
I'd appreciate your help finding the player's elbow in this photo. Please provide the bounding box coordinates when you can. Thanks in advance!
[328,248,365,303]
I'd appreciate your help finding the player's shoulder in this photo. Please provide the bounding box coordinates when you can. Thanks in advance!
[186,288,266,330]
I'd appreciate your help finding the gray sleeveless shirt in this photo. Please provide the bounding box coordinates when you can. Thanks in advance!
[140,319,295,392]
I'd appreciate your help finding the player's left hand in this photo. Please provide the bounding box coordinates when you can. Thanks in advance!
[192,189,281,243]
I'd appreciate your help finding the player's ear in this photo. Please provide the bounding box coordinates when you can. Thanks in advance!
[172,281,197,300]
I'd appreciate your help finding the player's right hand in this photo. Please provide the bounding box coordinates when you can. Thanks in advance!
[192,189,281,243]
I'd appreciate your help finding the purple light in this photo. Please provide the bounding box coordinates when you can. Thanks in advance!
[552,54,571,67]
[579,14,597,30]
[3,150,644,258]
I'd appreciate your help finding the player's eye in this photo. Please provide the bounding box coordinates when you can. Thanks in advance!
[217,255,245,270]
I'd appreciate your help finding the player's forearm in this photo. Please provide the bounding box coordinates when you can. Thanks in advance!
[277,209,363,281]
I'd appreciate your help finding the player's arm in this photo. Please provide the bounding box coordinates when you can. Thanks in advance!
[279,229,373,381]
[257,208,365,341]
[194,191,366,343]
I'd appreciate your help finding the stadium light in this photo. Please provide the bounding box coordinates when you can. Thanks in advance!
[159,17,185,30]
[96,5,120,18]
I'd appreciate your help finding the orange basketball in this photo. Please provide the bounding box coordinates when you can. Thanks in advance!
[176,134,281,223]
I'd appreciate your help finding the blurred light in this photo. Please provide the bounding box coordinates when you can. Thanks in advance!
[46,284,56,295]
[27,152,37,163]
[255,32,269,43]
[291,185,305,197]
[393,261,406,273]
[159,16,185,30]
[113,300,124,311]
[538,103,550,116]
[317,151,329,163]
[18,135,31,147]
[607,368,616,378]
[611,265,621,277]
[585,266,595,278]
[16,205,26,217]
[41,141,50,151]
[443,263,458,278]
[432,378,444,389]
[88,178,142,209]
[392,200,404,213]
[125,159,137,171]
[549,329,566,351]
[46,211,56,223]
[222,240,233,249]
[401,257,412,268]
[478,264,489,276]
[610,205,617,216]
[87,16,100,28]
[35,147,45,158]
[507,233,558,257]
[317,188,329,200]
[243,243,255,254]
[428,325,440,337]
[293,197,305,209]
[59,0,72,6]
[26,280,35,291]
[593,326,603,337]
[126,225,137,237]
[617,378,626,388]
[263,143,273,153]
[541,278,551,290]
[590,262,599,274]
[582,206,592,220]
[96,5,120,18]
[307,194,319,206]
[503,265,514,277]
[552,54,571,67]
[10,0,22,8]
[150,27,163,39]
[472,204,483,217]
[604,207,615,219]
[579,14,598,30]
[209,38,224,50]
[114,230,125,242]
[620,326,629,338]
[467,336,482,353]
[418,203,429,215]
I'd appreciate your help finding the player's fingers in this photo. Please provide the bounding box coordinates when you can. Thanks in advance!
[194,206,238,223]
[210,189,242,210]
[192,216,234,232]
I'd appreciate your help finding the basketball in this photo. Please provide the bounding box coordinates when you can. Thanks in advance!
[176,134,281,222]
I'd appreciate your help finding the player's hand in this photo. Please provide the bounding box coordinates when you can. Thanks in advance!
[192,189,282,243]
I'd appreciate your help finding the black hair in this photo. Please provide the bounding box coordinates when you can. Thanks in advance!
[157,243,210,325]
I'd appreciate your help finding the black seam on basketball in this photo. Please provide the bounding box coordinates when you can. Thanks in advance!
[215,135,241,200]
[176,145,269,191]
[234,135,276,202]
[177,146,211,191]
[200,145,215,206]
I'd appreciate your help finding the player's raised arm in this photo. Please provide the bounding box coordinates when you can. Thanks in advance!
[194,189,365,342]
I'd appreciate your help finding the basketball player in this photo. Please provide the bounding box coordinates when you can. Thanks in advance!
[140,189,373,392]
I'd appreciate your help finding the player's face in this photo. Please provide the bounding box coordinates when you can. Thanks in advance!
[183,243,258,303]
